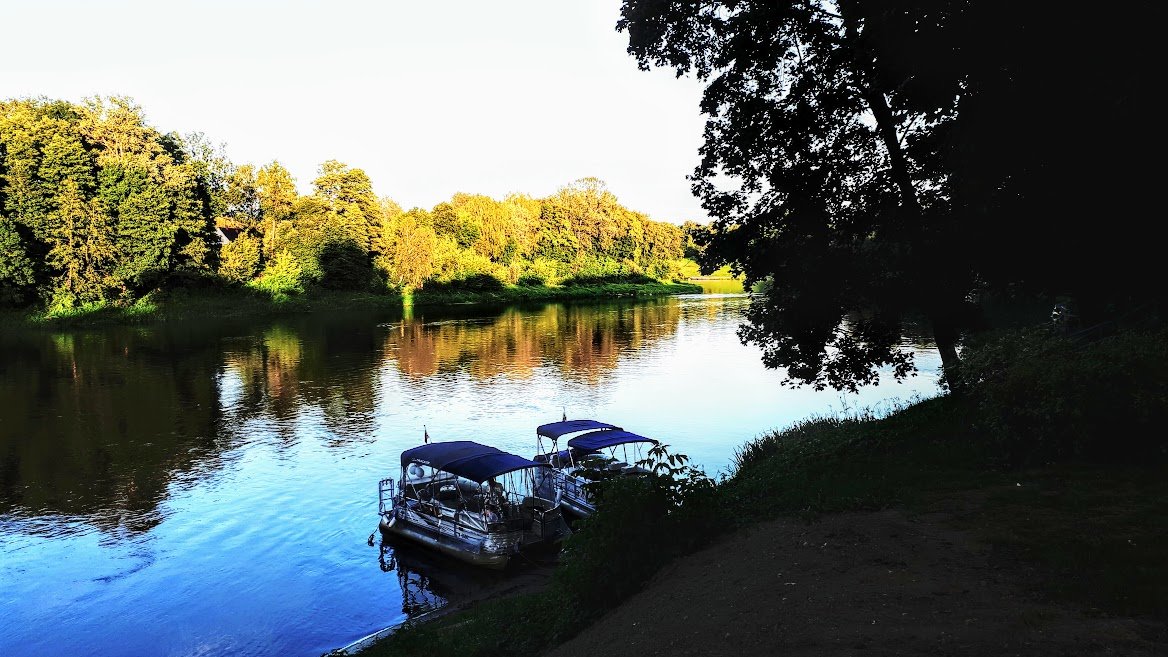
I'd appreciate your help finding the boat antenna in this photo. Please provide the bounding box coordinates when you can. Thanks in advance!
[424,424,429,444]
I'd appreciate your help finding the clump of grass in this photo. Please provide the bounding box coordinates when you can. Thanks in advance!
[724,396,991,520]
[956,327,1168,463]
[19,294,161,328]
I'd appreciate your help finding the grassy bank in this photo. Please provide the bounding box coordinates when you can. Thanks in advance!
[0,279,703,331]
[410,281,702,306]
[362,326,1168,656]
[0,287,404,331]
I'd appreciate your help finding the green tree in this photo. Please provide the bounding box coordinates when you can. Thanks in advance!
[555,177,622,257]
[80,98,216,292]
[218,232,262,283]
[251,249,304,300]
[182,132,233,223]
[680,221,709,262]
[534,199,580,262]
[47,180,115,305]
[222,164,261,230]
[312,160,378,250]
[255,161,297,258]
[0,216,37,305]
[375,209,436,289]
[431,198,481,249]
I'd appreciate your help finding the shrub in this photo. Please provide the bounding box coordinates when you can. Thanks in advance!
[555,444,720,617]
[523,257,567,285]
[420,273,505,293]
[319,239,373,290]
[516,274,545,287]
[959,327,1168,463]
[249,250,304,301]
[559,272,658,287]
[217,233,263,284]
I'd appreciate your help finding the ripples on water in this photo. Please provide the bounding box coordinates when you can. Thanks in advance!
[0,295,941,656]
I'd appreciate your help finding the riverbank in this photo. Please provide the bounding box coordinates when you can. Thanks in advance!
[410,281,702,306]
[0,280,703,331]
[359,326,1167,656]
[0,288,405,331]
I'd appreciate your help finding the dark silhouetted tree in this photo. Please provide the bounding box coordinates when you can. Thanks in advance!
[619,0,1158,391]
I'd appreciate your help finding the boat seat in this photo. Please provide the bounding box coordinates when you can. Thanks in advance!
[433,483,461,504]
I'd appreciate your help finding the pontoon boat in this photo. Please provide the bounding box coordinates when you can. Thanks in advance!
[532,419,658,517]
[378,440,571,569]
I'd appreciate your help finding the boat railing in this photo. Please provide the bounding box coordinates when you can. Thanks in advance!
[557,470,585,499]
[378,478,395,515]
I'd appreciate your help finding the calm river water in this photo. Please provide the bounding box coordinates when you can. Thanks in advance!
[0,294,940,656]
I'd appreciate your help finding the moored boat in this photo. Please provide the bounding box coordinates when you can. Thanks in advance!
[532,419,658,517]
[378,440,571,569]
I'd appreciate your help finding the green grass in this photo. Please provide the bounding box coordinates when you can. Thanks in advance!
[685,263,739,280]
[954,465,1168,619]
[371,590,569,657]
[723,396,994,518]
[0,286,404,331]
[724,391,1168,621]
[1,280,703,331]
[410,281,702,306]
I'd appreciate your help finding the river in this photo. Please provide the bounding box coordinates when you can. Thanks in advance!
[0,294,940,656]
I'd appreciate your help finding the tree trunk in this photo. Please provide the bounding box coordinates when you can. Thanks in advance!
[838,3,922,218]
[840,4,966,390]
[862,86,922,216]
[931,312,964,394]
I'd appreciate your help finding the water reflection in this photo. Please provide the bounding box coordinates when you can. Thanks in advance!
[220,319,387,441]
[0,295,941,657]
[0,328,222,531]
[376,536,540,621]
[378,540,448,618]
[0,300,700,531]
[383,300,684,383]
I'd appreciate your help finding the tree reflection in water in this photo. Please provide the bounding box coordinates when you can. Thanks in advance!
[0,327,223,532]
[0,299,710,536]
[385,299,684,383]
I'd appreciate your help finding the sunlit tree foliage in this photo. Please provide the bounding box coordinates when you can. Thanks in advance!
[2,97,692,307]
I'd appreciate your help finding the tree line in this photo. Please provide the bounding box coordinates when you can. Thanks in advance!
[0,97,689,311]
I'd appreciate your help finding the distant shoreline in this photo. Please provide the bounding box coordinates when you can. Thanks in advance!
[410,281,703,306]
[0,281,705,331]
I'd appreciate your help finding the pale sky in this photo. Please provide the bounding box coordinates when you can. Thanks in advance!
[0,0,710,223]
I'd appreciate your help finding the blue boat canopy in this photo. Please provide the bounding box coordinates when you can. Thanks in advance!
[566,429,658,452]
[401,440,548,484]
[536,419,621,439]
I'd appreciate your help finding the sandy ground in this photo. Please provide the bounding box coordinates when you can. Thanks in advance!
[544,509,1166,657]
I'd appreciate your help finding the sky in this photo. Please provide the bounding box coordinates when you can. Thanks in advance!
[0,0,710,223]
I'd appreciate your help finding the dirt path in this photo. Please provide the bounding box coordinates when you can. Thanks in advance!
[545,509,1165,656]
